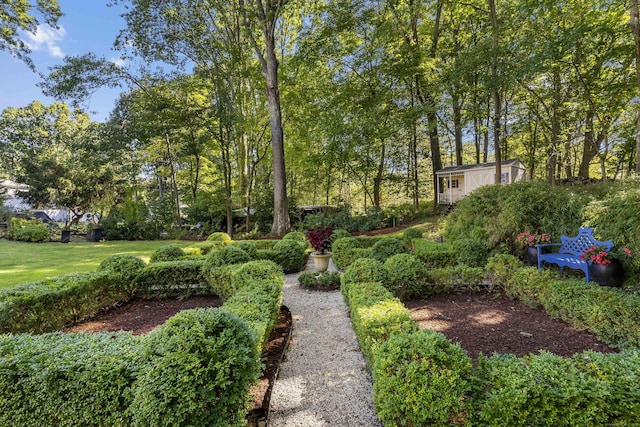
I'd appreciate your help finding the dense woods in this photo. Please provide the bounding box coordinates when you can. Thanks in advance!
[1,0,639,237]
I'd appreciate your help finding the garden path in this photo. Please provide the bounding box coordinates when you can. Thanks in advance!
[268,259,382,426]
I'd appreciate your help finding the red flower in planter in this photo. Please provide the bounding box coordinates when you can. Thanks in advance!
[580,245,632,266]
[305,226,334,254]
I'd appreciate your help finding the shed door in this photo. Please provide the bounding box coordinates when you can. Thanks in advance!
[467,170,493,192]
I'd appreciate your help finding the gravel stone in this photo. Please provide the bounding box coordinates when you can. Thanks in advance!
[268,259,382,426]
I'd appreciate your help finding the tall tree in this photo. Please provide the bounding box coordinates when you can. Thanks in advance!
[238,0,290,236]
[0,0,62,69]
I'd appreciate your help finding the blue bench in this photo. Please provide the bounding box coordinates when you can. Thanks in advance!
[536,227,613,282]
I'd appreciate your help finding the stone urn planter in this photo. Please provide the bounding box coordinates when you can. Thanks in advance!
[310,252,332,272]
[305,226,334,273]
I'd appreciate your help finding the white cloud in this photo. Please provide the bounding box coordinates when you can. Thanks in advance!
[25,25,66,58]
[109,56,126,68]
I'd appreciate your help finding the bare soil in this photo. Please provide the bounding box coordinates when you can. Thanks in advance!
[405,292,616,361]
[64,298,292,427]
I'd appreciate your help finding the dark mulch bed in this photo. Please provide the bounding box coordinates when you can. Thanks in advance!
[405,292,616,361]
[64,298,292,426]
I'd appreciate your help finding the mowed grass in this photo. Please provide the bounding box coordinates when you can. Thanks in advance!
[0,238,195,289]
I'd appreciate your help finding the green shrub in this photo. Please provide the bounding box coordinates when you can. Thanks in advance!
[206,246,251,268]
[413,239,457,267]
[0,272,131,334]
[332,237,367,270]
[373,329,473,426]
[134,260,208,298]
[332,228,351,240]
[0,331,143,426]
[298,271,341,290]
[384,253,429,299]
[149,244,186,263]
[453,237,492,267]
[229,240,259,259]
[444,180,583,255]
[343,281,417,362]
[486,254,523,290]
[282,231,309,249]
[583,183,640,278]
[188,241,218,255]
[370,238,409,263]
[8,218,49,242]
[97,254,146,278]
[272,239,306,272]
[341,257,390,288]
[402,227,423,241]
[130,309,260,427]
[206,232,232,245]
[471,350,640,426]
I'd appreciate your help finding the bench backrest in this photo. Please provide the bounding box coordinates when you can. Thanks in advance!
[559,226,613,257]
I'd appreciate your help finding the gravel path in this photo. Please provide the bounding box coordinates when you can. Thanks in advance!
[268,259,382,426]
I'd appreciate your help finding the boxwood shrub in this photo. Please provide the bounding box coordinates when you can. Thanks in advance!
[384,253,429,299]
[341,257,390,290]
[412,239,457,268]
[373,329,473,426]
[0,272,131,334]
[129,309,260,427]
[342,281,416,363]
[205,245,251,268]
[341,252,640,424]
[332,237,368,270]
[271,239,306,272]
[133,260,209,298]
[0,257,283,426]
[370,237,409,263]
[149,244,186,262]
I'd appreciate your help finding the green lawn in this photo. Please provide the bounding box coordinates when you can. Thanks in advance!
[0,238,194,289]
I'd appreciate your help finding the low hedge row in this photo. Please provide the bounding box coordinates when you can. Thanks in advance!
[0,272,133,334]
[342,256,640,425]
[0,257,284,426]
[487,255,640,350]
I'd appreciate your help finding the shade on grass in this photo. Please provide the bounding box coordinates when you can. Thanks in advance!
[0,239,193,289]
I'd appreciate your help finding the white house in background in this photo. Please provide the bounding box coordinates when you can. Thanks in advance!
[1,179,70,222]
[436,159,527,204]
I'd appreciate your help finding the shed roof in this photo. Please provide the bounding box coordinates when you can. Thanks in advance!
[436,159,524,175]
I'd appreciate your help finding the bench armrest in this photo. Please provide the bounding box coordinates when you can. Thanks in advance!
[536,243,561,249]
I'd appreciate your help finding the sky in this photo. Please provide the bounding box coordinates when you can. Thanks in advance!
[0,1,128,123]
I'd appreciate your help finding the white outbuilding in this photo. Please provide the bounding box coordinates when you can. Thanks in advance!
[436,159,527,204]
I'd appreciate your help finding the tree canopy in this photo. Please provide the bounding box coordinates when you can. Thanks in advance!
[2,0,639,237]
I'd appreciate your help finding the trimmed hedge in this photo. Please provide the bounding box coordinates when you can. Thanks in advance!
[374,330,472,426]
[0,255,284,426]
[149,244,186,262]
[342,254,640,425]
[133,260,209,298]
[0,272,132,334]
[341,281,416,364]
[0,331,144,426]
[130,309,260,427]
[472,350,640,426]
[0,310,261,427]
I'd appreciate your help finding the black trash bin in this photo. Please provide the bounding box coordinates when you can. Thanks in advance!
[86,228,102,242]
[61,229,71,243]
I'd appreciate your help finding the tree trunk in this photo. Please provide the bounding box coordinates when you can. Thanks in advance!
[373,141,386,207]
[489,0,502,184]
[240,0,290,237]
[632,0,640,174]
[579,105,598,178]
[452,88,463,165]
